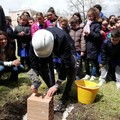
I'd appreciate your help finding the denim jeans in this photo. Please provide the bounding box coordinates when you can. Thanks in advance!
[85,58,99,76]
[0,64,24,81]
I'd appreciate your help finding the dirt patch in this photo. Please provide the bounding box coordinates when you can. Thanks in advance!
[67,103,97,120]
[0,96,28,120]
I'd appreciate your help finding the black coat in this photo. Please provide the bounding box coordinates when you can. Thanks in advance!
[14,24,31,48]
[29,27,76,80]
[85,22,102,59]
[0,45,16,65]
[0,5,6,31]
[101,37,120,66]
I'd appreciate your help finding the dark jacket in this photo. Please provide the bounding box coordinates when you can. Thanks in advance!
[85,21,102,59]
[0,45,16,65]
[6,25,14,39]
[0,5,6,31]
[14,24,31,48]
[101,38,120,66]
[29,27,76,80]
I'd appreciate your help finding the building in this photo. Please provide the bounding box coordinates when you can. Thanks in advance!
[9,9,37,27]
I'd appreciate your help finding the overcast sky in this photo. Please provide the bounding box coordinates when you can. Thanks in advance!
[0,0,68,14]
[0,0,119,17]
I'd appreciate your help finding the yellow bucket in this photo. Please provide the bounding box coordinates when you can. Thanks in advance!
[75,80,99,104]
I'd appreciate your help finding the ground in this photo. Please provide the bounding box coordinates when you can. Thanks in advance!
[1,95,120,120]
[1,73,120,120]
[0,98,98,120]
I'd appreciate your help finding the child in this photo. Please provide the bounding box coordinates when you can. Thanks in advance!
[14,15,31,70]
[100,18,110,42]
[57,17,70,33]
[98,28,120,89]
[115,17,120,29]
[28,17,35,26]
[72,12,84,28]
[46,7,58,28]
[69,17,86,79]
[31,12,47,37]
[21,11,30,18]
[83,8,102,81]
[5,16,15,47]
[108,15,117,31]
[0,30,24,81]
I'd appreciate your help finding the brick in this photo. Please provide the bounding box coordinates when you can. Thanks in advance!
[27,93,54,120]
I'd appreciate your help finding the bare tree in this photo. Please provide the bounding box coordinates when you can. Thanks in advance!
[67,0,104,21]
[115,0,120,15]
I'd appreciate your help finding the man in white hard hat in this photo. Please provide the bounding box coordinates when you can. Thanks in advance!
[27,27,76,111]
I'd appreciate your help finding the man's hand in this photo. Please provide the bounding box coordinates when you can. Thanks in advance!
[99,64,104,68]
[12,59,21,66]
[46,86,58,97]
[84,31,90,36]
[81,51,84,56]
[18,31,25,36]
[45,79,62,98]
[100,30,105,35]
[31,85,38,94]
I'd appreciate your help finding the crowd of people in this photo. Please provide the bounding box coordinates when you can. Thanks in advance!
[0,4,120,111]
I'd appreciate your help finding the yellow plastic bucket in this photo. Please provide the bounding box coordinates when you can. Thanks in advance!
[75,80,99,104]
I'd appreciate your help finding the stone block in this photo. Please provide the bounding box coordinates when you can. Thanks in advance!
[27,93,54,120]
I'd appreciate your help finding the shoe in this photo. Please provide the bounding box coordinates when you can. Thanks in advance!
[54,69,57,74]
[54,101,67,112]
[116,82,120,90]
[82,74,90,80]
[98,77,105,86]
[90,76,96,81]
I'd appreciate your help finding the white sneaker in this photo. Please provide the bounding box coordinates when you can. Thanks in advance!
[90,76,96,81]
[82,74,90,80]
[98,77,105,86]
[54,69,57,74]
[116,82,120,90]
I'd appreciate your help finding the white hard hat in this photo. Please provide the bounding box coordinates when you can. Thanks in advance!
[32,29,54,58]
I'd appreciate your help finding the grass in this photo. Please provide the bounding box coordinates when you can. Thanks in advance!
[69,80,120,120]
[0,72,120,120]
[94,81,120,119]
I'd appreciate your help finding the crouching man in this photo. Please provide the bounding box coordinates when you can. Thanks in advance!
[27,27,76,111]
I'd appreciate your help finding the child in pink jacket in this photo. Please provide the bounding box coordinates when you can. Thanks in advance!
[31,12,47,37]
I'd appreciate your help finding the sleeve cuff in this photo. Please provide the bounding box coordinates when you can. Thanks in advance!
[32,81,41,89]
[3,61,13,67]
